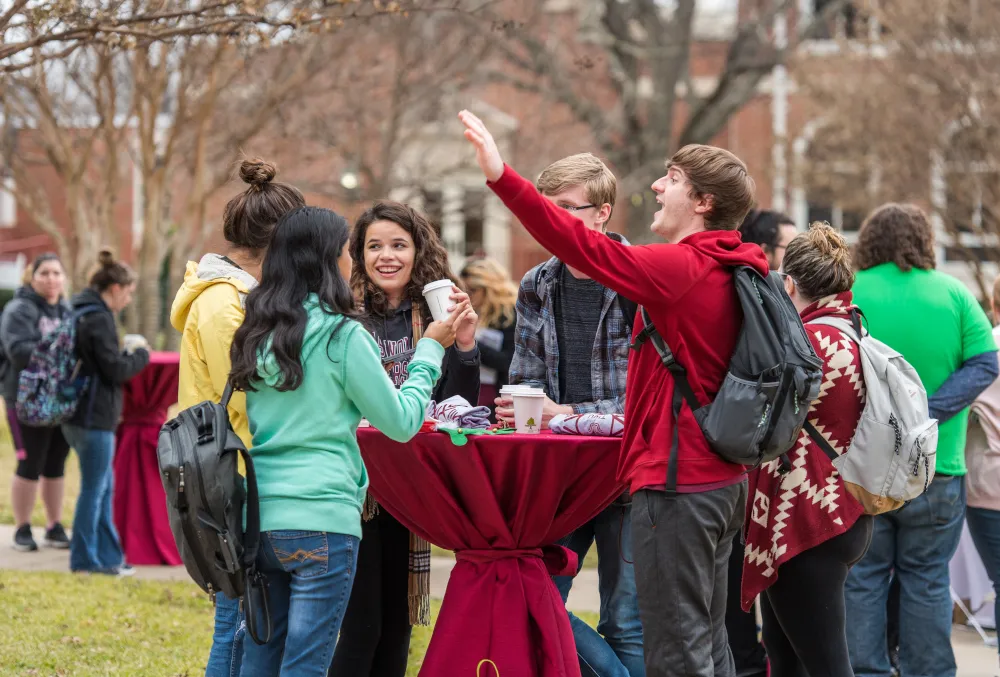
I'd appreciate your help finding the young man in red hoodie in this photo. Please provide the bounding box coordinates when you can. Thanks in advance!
[460,110,767,677]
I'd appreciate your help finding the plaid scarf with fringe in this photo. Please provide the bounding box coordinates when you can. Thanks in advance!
[362,303,431,626]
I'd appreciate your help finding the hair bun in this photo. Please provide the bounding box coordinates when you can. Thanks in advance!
[806,221,849,259]
[239,158,277,188]
[97,248,117,268]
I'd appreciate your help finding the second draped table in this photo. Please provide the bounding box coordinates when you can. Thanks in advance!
[113,351,181,566]
[357,429,625,677]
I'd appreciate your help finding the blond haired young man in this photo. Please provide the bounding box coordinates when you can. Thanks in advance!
[462,110,767,677]
[497,152,643,677]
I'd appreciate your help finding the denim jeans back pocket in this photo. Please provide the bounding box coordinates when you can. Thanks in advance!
[268,531,330,578]
[926,476,965,527]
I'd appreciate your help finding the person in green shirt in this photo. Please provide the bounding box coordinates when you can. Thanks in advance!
[844,203,999,677]
[228,206,473,677]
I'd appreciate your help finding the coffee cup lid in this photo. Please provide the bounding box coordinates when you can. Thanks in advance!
[513,390,545,398]
[422,279,453,294]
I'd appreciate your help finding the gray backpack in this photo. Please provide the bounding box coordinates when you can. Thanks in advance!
[804,313,937,515]
[632,267,824,492]
[157,383,271,644]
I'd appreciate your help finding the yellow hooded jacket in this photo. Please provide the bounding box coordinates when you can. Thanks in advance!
[170,255,257,467]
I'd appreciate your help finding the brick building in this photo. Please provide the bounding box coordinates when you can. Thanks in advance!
[1,0,989,296]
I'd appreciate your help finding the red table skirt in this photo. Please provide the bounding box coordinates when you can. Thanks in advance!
[358,429,624,677]
[113,351,181,566]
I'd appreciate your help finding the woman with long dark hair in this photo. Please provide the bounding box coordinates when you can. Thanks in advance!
[231,207,470,677]
[330,201,480,677]
[1,253,72,552]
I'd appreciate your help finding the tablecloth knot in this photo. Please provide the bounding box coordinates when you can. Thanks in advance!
[455,545,578,577]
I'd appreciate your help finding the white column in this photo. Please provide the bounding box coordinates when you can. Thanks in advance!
[771,9,789,212]
[791,135,810,229]
[483,194,511,271]
[441,185,465,273]
[929,149,948,265]
[0,175,15,227]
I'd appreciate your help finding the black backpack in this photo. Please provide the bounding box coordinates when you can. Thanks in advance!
[157,383,271,644]
[631,267,823,492]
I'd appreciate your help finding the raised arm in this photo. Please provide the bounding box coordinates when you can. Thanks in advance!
[459,110,695,311]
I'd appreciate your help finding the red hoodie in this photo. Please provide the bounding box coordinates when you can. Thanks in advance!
[489,166,770,493]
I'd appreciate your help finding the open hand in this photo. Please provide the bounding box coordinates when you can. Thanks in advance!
[448,286,479,351]
[459,110,505,182]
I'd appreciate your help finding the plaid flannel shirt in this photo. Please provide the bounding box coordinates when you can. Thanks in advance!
[509,233,631,413]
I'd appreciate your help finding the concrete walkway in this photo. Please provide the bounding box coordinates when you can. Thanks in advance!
[1,525,995,675]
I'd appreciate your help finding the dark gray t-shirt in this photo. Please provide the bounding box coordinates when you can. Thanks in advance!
[556,266,606,407]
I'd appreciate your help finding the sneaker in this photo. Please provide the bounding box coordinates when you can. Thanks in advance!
[44,523,70,549]
[97,564,136,578]
[12,524,38,552]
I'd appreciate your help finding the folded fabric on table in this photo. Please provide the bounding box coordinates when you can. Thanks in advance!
[549,413,625,437]
[427,396,491,430]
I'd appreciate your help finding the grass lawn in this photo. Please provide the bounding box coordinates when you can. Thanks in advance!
[0,570,598,676]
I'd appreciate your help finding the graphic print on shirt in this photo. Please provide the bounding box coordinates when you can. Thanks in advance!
[378,335,413,387]
[38,316,61,338]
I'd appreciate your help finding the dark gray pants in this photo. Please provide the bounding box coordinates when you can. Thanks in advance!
[631,481,747,677]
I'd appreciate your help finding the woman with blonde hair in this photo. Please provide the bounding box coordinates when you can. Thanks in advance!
[460,257,517,411]
[741,222,872,677]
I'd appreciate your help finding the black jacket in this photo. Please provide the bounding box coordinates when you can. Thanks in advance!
[478,318,516,391]
[366,299,480,405]
[69,288,150,431]
[0,286,72,403]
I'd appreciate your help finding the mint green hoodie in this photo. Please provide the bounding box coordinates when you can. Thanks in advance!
[245,295,444,538]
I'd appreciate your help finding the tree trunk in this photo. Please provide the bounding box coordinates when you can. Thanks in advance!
[162,262,185,352]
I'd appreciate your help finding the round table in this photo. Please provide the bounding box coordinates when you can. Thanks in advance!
[357,429,624,677]
[113,351,181,566]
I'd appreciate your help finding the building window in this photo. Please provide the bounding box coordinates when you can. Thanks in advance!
[804,0,883,41]
[419,186,489,262]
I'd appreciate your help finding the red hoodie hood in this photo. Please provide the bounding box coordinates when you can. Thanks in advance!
[678,230,770,278]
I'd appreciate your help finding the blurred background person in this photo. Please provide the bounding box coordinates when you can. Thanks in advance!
[0,253,72,552]
[460,257,517,416]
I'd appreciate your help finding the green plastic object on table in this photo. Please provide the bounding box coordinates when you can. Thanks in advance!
[436,426,518,446]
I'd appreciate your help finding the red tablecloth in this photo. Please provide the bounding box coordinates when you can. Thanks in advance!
[357,429,624,677]
[113,351,181,566]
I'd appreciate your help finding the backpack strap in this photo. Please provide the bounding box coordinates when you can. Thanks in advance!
[803,421,840,463]
[631,306,701,496]
[239,446,271,645]
[616,294,638,333]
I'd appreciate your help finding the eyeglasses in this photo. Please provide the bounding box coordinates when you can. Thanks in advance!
[560,203,597,213]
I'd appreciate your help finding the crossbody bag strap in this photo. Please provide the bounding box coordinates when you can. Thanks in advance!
[634,306,702,495]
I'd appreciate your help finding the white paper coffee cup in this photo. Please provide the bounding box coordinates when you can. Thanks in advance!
[512,390,545,434]
[123,334,146,353]
[422,280,454,323]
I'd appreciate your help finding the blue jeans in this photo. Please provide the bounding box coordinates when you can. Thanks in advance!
[205,592,245,677]
[62,425,123,572]
[964,507,1000,655]
[553,500,645,677]
[845,475,966,677]
[241,531,359,677]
